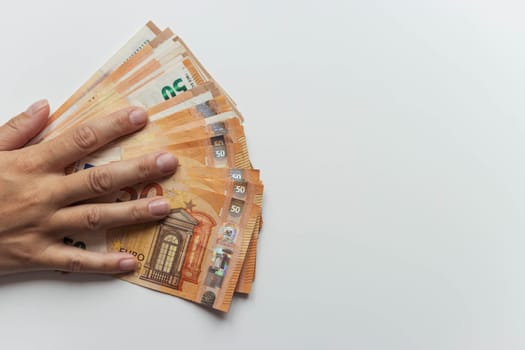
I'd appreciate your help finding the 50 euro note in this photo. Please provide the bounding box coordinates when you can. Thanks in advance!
[110,167,263,299]
[67,159,263,300]
[106,176,260,311]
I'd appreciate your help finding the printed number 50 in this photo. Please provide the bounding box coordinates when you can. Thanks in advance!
[230,205,241,214]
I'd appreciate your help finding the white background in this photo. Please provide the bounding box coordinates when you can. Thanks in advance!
[0,0,522,349]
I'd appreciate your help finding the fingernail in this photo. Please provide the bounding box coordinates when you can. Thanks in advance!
[119,258,137,271]
[26,99,48,117]
[156,153,178,173]
[148,198,170,216]
[129,108,148,126]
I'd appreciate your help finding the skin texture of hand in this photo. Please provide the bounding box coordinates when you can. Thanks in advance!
[0,99,178,275]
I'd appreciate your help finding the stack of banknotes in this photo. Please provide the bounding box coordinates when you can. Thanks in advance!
[32,21,263,312]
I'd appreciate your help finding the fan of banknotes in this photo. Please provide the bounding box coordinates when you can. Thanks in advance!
[33,21,263,312]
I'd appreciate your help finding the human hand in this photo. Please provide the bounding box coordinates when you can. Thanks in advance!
[0,100,177,275]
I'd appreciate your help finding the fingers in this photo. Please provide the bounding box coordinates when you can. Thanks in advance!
[0,99,50,151]
[39,244,139,274]
[47,196,171,235]
[37,107,148,170]
[56,152,177,204]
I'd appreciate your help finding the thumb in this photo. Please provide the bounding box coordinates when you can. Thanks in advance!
[0,99,50,151]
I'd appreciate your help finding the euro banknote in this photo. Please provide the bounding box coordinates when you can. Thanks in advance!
[38,21,264,310]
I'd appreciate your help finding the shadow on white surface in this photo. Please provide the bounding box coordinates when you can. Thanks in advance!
[0,270,231,319]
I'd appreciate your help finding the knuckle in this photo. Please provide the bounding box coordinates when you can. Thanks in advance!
[87,168,113,194]
[72,125,98,150]
[19,186,51,207]
[110,111,130,133]
[67,255,83,272]
[15,154,42,173]
[99,259,113,272]
[85,206,102,231]
[11,239,38,268]
[130,205,145,222]
[5,116,23,133]
[137,157,154,181]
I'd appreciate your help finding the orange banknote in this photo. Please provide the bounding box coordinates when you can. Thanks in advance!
[38,21,264,308]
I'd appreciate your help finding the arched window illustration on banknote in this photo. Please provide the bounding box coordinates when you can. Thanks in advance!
[140,208,215,289]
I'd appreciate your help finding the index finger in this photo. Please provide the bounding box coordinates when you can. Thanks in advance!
[36,107,148,170]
